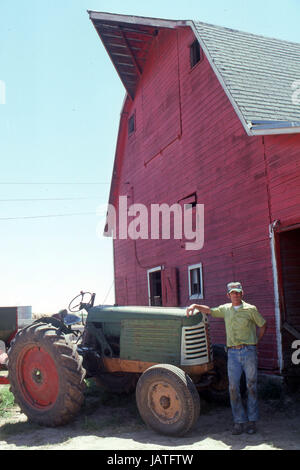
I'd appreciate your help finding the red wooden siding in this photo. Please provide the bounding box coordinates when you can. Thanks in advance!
[263,134,300,223]
[141,29,182,165]
[110,26,300,373]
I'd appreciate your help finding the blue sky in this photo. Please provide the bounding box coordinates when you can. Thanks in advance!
[0,0,299,313]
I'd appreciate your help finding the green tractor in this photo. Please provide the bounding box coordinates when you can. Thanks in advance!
[7,292,228,436]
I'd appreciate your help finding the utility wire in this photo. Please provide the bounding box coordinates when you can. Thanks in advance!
[0,197,103,202]
[0,182,109,185]
[0,211,97,220]
[102,280,114,305]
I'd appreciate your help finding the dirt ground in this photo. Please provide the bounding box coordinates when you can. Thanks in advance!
[0,377,300,451]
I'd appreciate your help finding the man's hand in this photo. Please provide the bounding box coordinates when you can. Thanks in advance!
[186,304,199,317]
[257,322,267,344]
[186,304,212,317]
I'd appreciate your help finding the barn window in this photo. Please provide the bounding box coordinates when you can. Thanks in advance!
[188,263,203,299]
[128,113,135,135]
[190,40,201,68]
[147,267,162,306]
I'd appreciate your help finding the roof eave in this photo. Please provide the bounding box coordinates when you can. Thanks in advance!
[251,128,300,136]
[88,11,188,100]
[250,120,300,135]
[88,10,187,29]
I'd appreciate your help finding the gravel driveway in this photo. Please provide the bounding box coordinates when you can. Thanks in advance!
[0,381,299,451]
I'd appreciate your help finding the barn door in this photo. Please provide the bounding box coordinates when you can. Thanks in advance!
[161,267,179,307]
[278,227,300,378]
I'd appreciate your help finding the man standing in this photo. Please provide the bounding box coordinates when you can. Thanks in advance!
[186,282,267,435]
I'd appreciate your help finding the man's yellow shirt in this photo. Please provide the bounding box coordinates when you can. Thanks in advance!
[210,300,266,347]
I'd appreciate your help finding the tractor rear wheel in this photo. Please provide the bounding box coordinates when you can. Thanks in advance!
[208,344,230,404]
[136,364,200,436]
[8,321,86,426]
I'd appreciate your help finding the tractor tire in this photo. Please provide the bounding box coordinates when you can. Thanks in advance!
[8,321,86,427]
[208,344,230,404]
[136,364,200,437]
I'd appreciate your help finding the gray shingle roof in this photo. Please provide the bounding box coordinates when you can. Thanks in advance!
[89,12,300,135]
[192,21,300,128]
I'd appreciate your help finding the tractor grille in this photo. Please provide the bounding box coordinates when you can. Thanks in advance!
[181,319,210,366]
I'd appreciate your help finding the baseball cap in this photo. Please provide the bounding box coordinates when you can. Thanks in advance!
[227,282,243,293]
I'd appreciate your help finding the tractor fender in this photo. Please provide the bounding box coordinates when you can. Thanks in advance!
[32,316,71,335]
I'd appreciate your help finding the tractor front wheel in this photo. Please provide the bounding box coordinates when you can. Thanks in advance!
[8,321,86,426]
[136,364,200,436]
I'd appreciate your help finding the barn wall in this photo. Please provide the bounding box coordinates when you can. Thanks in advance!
[110,26,300,371]
[263,134,300,372]
[263,134,300,223]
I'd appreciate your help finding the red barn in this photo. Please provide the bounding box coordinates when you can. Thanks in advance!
[89,11,300,379]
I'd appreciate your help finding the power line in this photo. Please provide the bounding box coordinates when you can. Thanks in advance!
[0,197,103,202]
[0,182,109,185]
[0,211,97,220]
[102,280,114,305]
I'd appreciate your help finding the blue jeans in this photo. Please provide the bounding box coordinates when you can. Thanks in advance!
[227,345,259,424]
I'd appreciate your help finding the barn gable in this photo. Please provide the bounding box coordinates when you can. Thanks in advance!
[88,11,181,100]
[89,11,300,136]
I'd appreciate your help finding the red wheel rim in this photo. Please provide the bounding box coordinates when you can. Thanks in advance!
[17,345,59,408]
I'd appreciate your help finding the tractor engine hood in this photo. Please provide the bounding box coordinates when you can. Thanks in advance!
[87,305,203,326]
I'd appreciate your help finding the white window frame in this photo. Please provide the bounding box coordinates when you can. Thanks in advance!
[188,263,204,300]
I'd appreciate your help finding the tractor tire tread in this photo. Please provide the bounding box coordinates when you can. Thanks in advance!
[136,363,200,437]
[8,321,86,427]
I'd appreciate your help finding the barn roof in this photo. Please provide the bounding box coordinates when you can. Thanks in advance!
[193,21,300,135]
[88,11,182,101]
[88,11,300,136]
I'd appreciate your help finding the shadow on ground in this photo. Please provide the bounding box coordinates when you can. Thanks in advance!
[1,382,300,450]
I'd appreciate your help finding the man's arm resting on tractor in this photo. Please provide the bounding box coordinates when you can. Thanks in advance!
[186,304,212,317]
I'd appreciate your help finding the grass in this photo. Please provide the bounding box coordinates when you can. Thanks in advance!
[0,385,41,440]
[0,386,15,418]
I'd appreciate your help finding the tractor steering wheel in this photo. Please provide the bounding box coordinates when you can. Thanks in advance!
[68,291,95,312]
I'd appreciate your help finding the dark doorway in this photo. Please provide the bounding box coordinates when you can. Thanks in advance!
[278,227,300,380]
[148,270,162,306]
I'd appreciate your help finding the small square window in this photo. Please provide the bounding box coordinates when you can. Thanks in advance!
[128,113,135,135]
[190,40,201,68]
[188,263,203,299]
